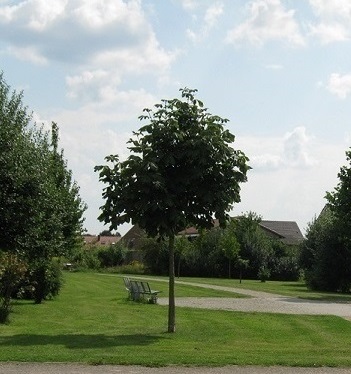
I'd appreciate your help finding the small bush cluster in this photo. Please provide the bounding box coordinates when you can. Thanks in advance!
[68,242,144,274]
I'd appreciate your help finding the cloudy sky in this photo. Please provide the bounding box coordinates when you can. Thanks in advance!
[1,0,350,235]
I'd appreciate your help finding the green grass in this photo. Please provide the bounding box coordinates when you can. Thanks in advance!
[1,272,351,367]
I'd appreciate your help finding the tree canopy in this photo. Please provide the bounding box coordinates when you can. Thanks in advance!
[95,87,250,331]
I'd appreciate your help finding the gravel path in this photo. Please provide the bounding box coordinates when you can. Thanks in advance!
[0,363,350,374]
[157,280,351,318]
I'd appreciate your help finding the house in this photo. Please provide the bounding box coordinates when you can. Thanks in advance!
[83,235,121,246]
[121,218,304,248]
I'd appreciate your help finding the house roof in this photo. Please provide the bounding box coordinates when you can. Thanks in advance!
[82,235,121,246]
[259,220,304,245]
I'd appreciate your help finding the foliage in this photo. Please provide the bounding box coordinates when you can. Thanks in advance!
[219,220,241,278]
[110,260,145,275]
[233,212,272,279]
[141,238,169,275]
[0,252,27,323]
[300,207,350,292]
[97,242,128,267]
[140,212,301,281]
[300,149,351,293]
[98,230,121,237]
[70,247,101,270]
[0,72,86,304]
[95,87,250,332]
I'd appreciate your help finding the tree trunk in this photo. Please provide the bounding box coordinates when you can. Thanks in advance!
[168,234,176,333]
[228,259,231,279]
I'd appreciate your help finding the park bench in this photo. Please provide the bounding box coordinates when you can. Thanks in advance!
[123,277,161,304]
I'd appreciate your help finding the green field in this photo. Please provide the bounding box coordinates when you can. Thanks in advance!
[1,272,351,367]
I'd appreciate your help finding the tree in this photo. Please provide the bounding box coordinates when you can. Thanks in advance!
[326,148,351,242]
[300,148,351,292]
[95,88,250,332]
[299,207,348,291]
[0,73,86,304]
[234,212,272,280]
[219,220,241,278]
[99,230,121,237]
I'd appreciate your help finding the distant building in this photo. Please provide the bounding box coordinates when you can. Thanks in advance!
[121,218,304,248]
[82,235,121,246]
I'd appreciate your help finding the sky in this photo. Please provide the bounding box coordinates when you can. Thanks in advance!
[1,0,351,236]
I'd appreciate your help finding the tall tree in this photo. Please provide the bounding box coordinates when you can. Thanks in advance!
[300,148,351,292]
[95,88,250,332]
[0,73,86,304]
[326,148,351,240]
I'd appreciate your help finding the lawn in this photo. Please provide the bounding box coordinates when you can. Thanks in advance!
[1,272,351,367]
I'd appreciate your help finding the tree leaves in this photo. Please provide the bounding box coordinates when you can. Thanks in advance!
[96,87,250,239]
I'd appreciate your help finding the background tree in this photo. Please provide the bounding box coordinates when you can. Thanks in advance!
[234,212,272,280]
[95,87,250,332]
[299,207,346,291]
[300,148,351,293]
[219,220,241,278]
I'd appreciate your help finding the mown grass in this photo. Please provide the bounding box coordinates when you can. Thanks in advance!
[1,272,351,367]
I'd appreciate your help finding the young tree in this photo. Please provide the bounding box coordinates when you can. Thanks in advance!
[95,88,250,332]
[219,220,241,278]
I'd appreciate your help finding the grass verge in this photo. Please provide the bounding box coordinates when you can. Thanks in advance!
[1,272,351,367]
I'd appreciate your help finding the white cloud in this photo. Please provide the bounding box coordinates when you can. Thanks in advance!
[264,63,283,70]
[204,2,223,28]
[186,2,223,43]
[233,129,345,233]
[309,0,351,19]
[179,0,199,11]
[283,127,317,168]
[309,22,349,44]
[0,0,177,106]
[326,73,351,99]
[225,0,305,47]
[240,126,316,171]
[6,45,48,65]
[0,0,174,70]
[308,0,351,44]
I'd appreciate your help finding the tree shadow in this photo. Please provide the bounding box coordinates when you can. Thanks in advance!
[0,333,165,349]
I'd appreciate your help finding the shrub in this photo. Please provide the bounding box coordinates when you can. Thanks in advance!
[0,252,27,323]
[12,259,63,304]
[97,243,127,267]
[70,247,100,270]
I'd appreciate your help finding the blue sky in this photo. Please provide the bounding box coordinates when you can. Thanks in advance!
[1,0,351,235]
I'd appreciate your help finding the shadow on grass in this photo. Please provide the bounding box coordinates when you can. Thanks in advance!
[0,333,165,349]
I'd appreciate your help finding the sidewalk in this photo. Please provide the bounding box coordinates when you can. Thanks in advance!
[1,363,350,374]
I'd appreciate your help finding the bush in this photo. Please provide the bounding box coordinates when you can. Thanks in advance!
[12,259,63,304]
[104,261,146,275]
[97,243,127,267]
[0,252,27,323]
[70,247,100,270]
